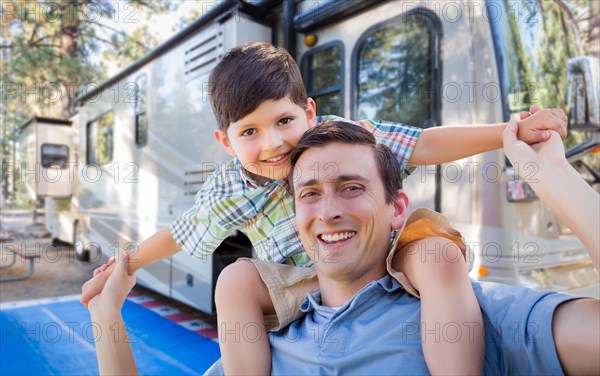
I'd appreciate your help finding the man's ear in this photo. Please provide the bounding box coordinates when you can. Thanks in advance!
[214,130,236,156]
[306,98,317,128]
[391,190,409,230]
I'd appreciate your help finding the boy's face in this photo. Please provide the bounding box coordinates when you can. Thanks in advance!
[214,97,317,183]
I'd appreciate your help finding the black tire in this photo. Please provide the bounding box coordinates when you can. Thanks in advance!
[74,221,90,262]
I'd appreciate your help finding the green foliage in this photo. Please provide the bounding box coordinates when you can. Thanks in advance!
[0,0,180,193]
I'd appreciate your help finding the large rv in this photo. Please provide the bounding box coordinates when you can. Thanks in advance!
[21,0,599,314]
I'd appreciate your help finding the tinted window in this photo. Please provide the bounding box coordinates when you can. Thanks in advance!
[357,17,433,128]
[490,0,597,172]
[135,74,148,148]
[41,144,69,168]
[490,0,578,113]
[303,44,343,116]
[87,111,114,165]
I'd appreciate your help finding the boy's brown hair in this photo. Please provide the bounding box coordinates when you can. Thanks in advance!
[209,42,308,131]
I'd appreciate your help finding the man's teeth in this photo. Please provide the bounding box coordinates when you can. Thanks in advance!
[320,232,355,242]
[265,154,286,162]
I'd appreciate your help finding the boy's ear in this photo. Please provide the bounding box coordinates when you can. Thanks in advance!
[306,98,317,128]
[391,190,409,230]
[214,130,236,156]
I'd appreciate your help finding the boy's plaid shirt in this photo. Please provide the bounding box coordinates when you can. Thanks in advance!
[169,115,422,266]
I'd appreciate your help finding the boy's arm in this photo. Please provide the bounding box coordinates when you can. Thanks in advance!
[81,227,180,306]
[126,227,180,274]
[408,108,567,165]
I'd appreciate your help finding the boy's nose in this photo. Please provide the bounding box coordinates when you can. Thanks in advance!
[262,130,283,150]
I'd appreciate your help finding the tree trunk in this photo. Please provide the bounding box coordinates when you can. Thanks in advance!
[59,2,81,119]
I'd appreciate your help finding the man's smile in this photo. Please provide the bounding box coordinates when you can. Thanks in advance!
[318,231,357,244]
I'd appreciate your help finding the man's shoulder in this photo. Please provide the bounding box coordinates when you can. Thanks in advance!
[470,280,580,328]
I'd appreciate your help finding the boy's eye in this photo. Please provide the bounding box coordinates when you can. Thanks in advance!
[277,117,293,126]
[241,128,257,137]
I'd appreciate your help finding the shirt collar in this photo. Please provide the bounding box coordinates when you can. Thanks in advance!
[300,274,403,314]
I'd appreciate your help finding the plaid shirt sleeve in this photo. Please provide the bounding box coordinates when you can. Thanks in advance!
[318,116,422,180]
[169,162,246,261]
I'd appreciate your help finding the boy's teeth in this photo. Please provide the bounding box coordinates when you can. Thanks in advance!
[320,232,355,242]
[266,154,285,162]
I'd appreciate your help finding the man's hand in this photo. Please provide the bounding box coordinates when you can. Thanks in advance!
[81,258,116,308]
[87,247,136,317]
[516,107,567,144]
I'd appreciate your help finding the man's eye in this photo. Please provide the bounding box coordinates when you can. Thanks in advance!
[343,185,363,192]
[241,128,257,136]
[300,191,317,199]
[278,118,293,126]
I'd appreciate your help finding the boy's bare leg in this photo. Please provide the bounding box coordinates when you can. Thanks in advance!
[215,259,274,375]
[394,237,484,375]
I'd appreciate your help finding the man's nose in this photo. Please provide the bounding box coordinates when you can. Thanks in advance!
[318,193,343,223]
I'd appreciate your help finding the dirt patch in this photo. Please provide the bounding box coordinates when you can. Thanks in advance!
[0,210,216,325]
[0,211,105,303]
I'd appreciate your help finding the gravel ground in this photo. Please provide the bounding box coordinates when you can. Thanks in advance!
[0,209,216,326]
[0,211,104,303]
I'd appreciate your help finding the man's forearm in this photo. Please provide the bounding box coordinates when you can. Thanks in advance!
[409,123,505,165]
[528,161,600,270]
[90,310,139,375]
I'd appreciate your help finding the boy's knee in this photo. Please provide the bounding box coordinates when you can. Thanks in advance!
[409,237,467,278]
[215,259,261,302]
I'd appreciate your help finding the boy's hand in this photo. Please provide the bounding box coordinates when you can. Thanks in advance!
[503,118,567,168]
[516,107,567,144]
[81,259,116,308]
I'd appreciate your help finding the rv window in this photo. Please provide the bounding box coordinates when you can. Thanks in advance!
[302,42,343,116]
[356,16,433,128]
[41,144,69,168]
[489,0,579,114]
[135,74,148,148]
[488,0,598,170]
[87,111,114,165]
[136,113,148,147]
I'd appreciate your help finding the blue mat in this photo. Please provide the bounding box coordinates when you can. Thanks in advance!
[0,298,220,375]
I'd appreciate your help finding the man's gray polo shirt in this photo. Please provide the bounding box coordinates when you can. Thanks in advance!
[206,275,578,375]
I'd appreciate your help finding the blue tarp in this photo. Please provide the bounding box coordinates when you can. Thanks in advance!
[0,299,220,375]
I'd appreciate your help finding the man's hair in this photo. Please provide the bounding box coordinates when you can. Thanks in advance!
[290,122,404,203]
[209,42,308,131]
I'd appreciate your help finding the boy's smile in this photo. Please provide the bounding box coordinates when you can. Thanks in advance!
[214,97,317,184]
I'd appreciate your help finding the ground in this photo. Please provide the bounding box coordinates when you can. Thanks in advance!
[0,209,215,325]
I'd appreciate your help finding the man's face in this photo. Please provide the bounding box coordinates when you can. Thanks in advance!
[293,143,408,284]
[214,97,317,184]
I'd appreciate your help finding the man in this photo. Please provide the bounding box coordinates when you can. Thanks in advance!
[89,121,599,375]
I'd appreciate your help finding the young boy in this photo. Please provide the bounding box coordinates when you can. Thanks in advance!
[82,43,567,374]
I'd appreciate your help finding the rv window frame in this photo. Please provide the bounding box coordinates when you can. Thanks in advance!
[41,143,69,169]
[350,8,442,129]
[134,73,148,148]
[301,40,345,117]
[86,110,115,165]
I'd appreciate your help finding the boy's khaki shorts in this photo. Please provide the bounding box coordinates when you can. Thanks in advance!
[249,208,466,331]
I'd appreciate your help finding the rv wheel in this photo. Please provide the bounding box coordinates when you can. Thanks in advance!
[74,222,90,262]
